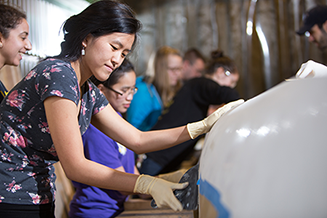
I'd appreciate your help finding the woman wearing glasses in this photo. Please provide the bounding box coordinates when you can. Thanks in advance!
[69,59,139,218]
[126,46,183,131]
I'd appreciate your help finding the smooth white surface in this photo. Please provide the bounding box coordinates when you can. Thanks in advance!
[199,77,327,218]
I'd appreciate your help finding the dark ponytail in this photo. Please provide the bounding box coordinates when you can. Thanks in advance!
[206,49,237,75]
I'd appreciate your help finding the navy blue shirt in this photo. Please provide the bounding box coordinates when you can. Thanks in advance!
[0,80,8,103]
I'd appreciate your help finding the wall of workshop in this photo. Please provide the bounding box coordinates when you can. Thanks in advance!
[0,0,89,90]
[124,0,327,99]
[2,0,327,98]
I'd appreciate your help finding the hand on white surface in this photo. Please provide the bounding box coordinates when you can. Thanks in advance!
[187,99,244,139]
[158,168,189,183]
[133,174,188,211]
[296,60,327,79]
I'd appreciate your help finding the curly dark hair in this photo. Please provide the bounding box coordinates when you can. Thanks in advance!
[0,4,26,39]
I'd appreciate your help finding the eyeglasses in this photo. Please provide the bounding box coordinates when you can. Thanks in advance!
[167,67,182,73]
[108,86,138,96]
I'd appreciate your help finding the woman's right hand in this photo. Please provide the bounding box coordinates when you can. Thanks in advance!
[133,174,188,211]
[187,99,244,139]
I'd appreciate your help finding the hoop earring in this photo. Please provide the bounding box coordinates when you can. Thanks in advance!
[81,47,85,56]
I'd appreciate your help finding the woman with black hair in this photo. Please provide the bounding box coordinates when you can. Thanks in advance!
[0,1,243,217]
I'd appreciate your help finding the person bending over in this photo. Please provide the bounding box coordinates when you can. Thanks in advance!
[139,49,241,175]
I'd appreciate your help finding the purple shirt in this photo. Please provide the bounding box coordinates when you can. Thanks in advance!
[69,120,135,218]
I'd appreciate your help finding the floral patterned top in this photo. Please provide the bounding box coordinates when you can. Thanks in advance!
[0,59,108,205]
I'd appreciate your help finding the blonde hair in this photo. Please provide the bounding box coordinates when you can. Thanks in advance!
[152,46,182,107]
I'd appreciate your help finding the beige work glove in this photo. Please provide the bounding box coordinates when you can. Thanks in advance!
[187,99,244,139]
[296,60,327,79]
[158,168,189,183]
[134,174,188,211]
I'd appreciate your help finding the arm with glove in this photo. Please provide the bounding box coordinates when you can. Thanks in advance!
[91,99,244,211]
[132,99,244,211]
[187,99,244,139]
[133,174,188,211]
[158,168,189,183]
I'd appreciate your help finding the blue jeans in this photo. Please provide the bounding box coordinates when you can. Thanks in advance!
[139,157,163,176]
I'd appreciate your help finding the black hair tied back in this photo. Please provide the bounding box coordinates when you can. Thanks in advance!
[211,49,224,59]
[53,0,142,62]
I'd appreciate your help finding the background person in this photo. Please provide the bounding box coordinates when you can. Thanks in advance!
[296,5,327,51]
[139,49,241,175]
[126,46,183,131]
[0,3,32,101]
[180,47,206,82]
